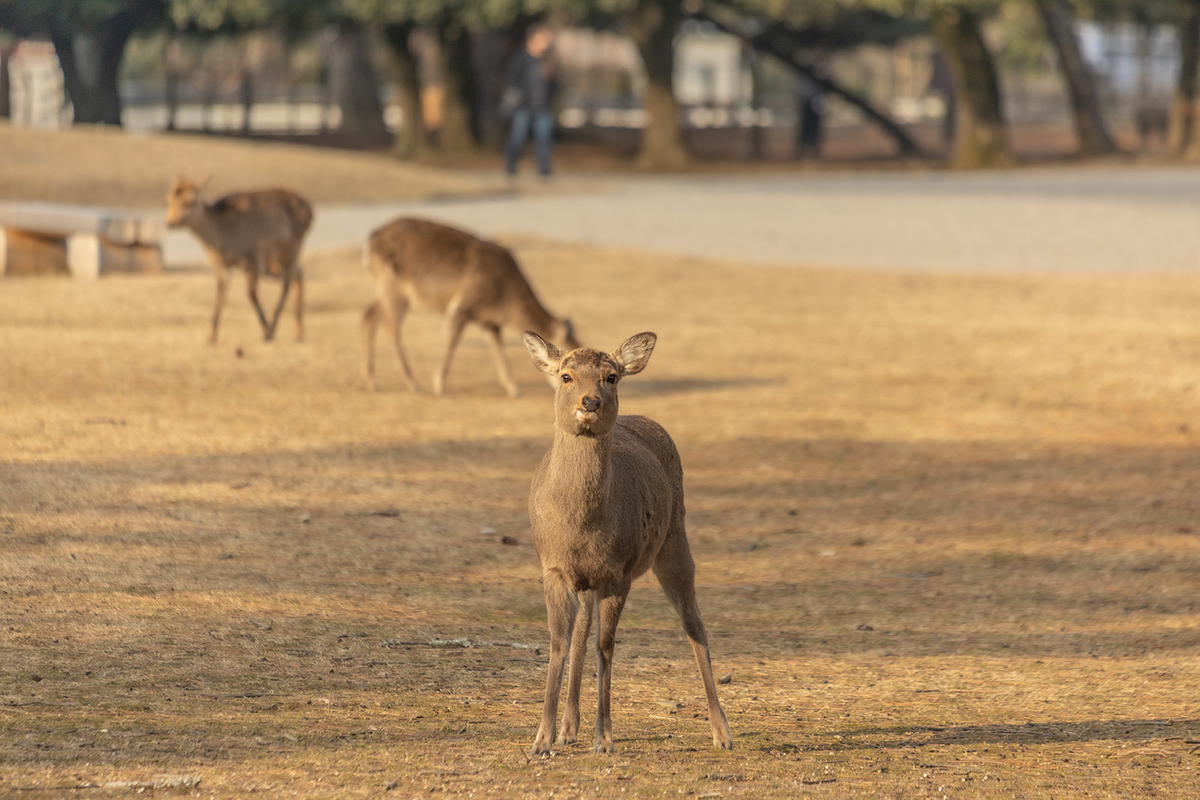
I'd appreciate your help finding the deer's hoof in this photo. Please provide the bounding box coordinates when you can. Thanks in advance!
[555,732,576,746]
[529,740,552,758]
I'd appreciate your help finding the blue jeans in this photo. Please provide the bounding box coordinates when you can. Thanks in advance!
[505,109,553,176]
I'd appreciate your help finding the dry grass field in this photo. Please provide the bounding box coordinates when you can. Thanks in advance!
[2,236,1200,798]
[0,124,489,207]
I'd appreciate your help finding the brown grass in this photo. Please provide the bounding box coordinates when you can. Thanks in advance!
[0,123,490,208]
[2,239,1199,798]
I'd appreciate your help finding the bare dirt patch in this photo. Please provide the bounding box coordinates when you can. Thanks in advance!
[0,124,490,208]
[1,240,1199,797]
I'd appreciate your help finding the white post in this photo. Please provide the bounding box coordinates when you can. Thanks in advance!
[67,232,102,279]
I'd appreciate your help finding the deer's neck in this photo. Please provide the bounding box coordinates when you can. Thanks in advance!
[519,301,558,342]
[544,429,613,520]
[186,205,223,251]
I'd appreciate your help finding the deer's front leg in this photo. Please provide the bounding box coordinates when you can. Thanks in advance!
[595,585,629,754]
[209,262,229,344]
[531,574,577,757]
[559,593,594,745]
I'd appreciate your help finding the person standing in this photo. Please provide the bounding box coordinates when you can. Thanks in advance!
[501,23,557,177]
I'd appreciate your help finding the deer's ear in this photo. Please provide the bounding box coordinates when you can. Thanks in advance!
[524,330,563,375]
[613,332,656,375]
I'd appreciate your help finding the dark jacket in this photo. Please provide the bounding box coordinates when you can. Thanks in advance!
[502,49,557,115]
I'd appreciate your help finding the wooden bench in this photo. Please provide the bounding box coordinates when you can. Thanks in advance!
[0,202,166,278]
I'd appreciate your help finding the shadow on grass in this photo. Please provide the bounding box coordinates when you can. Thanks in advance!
[621,377,782,398]
[820,717,1199,749]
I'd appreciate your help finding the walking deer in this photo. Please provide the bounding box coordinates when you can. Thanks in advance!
[522,331,733,756]
[166,177,313,344]
[363,217,578,397]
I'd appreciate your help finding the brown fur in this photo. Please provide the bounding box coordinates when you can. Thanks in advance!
[362,217,579,396]
[522,331,733,756]
[166,177,313,344]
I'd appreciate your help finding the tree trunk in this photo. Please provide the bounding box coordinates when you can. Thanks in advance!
[321,22,389,143]
[0,40,12,119]
[51,0,157,126]
[434,18,478,154]
[930,5,1009,168]
[383,23,428,160]
[1171,0,1200,155]
[1037,0,1116,156]
[629,1,688,169]
[239,67,254,134]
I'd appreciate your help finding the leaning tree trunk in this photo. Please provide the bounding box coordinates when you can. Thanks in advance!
[383,22,428,160]
[930,5,1009,168]
[629,1,688,169]
[1037,0,1117,156]
[434,18,479,154]
[50,0,158,126]
[0,40,12,119]
[321,22,389,143]
[1172,0,1200,156]
[699,12,923,157]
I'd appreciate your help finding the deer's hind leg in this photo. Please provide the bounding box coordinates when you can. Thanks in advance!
[559,591,594,745]
[291,264,305,341]
[245,265,270,335]
[263,254,294,342]
[363,295,417,392]
[652,530,733,751]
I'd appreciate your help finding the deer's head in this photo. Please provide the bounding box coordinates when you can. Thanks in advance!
[165,175,210,228]
[524,331,656,436]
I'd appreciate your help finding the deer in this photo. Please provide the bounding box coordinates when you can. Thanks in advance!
[362,217,579,397]
[522,330,733,756]
[166,177,313,344]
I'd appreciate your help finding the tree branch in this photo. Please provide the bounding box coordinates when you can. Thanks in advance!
[697,10,924,156]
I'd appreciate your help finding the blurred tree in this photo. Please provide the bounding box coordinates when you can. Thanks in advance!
[1090,0,1197,156]
[320,22,389,141]
[700,4,925,156]
[1168,0,1200,155]
[1036,0,1117,156]
[0,33,12,119]
[172,0,392,142]
[627,0,688,167]
[926,3,1008,167]
[0,0,165,125]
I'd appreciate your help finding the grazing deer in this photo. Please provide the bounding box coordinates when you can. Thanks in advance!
[166,177,313,344]
[522,331,733,756]
[363,217,579,397]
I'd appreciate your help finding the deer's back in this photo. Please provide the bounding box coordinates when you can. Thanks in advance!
[207,189,313,258]
[368,217,546,325]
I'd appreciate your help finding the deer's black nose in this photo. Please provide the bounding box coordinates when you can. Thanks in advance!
[581,396,601,412]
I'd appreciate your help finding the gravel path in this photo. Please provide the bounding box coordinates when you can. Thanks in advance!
[165,167,1200,273]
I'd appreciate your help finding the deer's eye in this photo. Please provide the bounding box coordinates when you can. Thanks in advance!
[561,374,572,384]
[605,374,617,384]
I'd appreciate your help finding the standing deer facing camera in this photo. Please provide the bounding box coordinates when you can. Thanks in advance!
[363,217,578,397]
[523,331,733,756]
[166,177,313,344]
